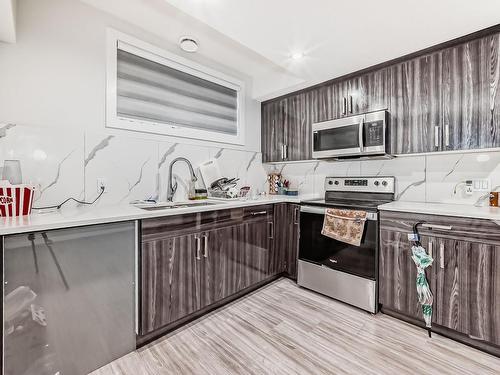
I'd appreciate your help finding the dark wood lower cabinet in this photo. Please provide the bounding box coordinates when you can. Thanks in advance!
[273,203,300,279]
[140,206,277,336]
[379,210,500,355]
[141,234,202,334]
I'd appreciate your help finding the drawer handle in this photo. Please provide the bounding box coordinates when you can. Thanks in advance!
[439,242,445,269]
[269,221,274,239]
[251,210,267,216]
[428,240,433,258]
[421,223,452,231]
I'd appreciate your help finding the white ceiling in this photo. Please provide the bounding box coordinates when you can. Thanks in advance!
[165,0,500,100]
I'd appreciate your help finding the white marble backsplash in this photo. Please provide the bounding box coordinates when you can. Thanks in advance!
[0,124,268,207]
[2,123,500,208]
[264,151,500,207]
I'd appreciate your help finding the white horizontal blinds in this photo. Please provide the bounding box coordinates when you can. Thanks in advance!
[116,49,238,135]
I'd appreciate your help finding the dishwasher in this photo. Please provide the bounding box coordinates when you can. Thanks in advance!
[2,221,137,375]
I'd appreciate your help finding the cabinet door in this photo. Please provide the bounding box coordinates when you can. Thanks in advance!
[434,238,500,344]
[379,230,437,320]
[141,233,202,334]
[240,219,272,285]
[442,34,500,151]
[284,93,312,161]
[3,222,136,375]
[199,228,229,308]
[261,100,284,162]
[273,203,300,279]
[387,54,441,154]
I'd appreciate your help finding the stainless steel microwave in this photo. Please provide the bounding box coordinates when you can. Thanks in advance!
[312,110,389,159]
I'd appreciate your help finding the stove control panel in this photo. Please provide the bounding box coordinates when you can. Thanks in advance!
[325,177,395,194]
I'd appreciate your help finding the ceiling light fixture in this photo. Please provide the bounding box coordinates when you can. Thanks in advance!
[291,52,304,60]
[179,36,198,53]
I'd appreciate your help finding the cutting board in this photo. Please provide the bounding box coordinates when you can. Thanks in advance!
[199,159,222,188]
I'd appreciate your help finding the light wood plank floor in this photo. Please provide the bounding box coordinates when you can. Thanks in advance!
[92,278,500,375]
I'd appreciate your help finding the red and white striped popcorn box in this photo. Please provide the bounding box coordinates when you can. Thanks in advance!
[0,184,35,217]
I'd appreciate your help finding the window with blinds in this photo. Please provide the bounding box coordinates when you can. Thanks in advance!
[106,31,245,145]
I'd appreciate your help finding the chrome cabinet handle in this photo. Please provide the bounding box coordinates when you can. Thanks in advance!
[358,117,364,151]
[428,240,433,258]
[445,124,450,147]
[294,207,300,224]
[421,223,452,231]
[269,221,274,239]
[195,235,201,260]
[283,144,288,160]
[439,242,445,269]
[281,144,285,160]
[342,97,347,115]
[348,95,353,114]
[203,233,208,258]
[435,125,440,148]
[251,210,267,216]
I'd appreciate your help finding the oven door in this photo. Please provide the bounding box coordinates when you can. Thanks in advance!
[312,115,364,159]
[299,205,378,280]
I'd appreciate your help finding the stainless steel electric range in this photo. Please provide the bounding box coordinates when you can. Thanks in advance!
[298,176,395,313]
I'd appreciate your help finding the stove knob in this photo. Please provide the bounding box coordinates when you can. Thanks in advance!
[374,180,380,186]
[328,180,333,185]
[382,180,388,187]
[334,180,340,185]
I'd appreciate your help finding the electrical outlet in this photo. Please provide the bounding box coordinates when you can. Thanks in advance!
[97,178,108,193]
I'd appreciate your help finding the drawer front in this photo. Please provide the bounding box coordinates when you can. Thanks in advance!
[380,211,500,245]
[142,205,274,242]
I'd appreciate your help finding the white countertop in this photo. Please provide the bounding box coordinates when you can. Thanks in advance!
[0,194,317,236]
[378,201,500,221]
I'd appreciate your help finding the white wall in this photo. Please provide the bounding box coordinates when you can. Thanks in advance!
[0,0,17,43]
[0,0,261,152]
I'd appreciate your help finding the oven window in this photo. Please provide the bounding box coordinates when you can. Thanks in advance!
[313,124,360,151]
[299,211,377,279]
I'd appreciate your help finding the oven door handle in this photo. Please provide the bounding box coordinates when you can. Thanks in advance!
[300,205,378,221]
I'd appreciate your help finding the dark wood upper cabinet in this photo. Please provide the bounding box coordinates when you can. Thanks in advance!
[442,33,500,151]
[262,96,312,162]
[262,29,500,161]
[261,100,284,162]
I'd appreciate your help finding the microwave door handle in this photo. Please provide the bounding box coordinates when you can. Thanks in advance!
[358,117,364,152]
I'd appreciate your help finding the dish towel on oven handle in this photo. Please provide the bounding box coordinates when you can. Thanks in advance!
[321,208,367,246]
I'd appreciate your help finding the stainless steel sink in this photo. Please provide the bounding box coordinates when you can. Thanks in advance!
[135,201,219,211]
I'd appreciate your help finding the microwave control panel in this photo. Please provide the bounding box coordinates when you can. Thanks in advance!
[364,120,384,147]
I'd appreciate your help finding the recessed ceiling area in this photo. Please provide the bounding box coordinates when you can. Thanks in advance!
[164,0,500,100]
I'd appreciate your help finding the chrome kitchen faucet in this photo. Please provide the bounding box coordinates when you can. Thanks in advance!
[167,157,197,202]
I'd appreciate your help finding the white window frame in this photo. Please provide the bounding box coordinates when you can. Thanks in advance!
[106,29,245,145]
